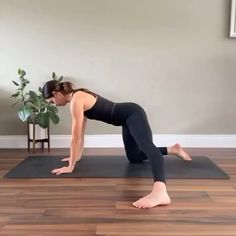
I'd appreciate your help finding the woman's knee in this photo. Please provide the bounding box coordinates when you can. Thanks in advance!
[126,151,147,163]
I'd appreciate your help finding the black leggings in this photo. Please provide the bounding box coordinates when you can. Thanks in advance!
[111,102,166,183]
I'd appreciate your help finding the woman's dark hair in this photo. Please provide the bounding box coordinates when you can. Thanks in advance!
[42,80,97,99]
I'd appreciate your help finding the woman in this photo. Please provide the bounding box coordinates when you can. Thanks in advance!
[42,80,192,209]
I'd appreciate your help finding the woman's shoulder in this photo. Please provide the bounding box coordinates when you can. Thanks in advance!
[73,88,98,97]
[71,90,98,111]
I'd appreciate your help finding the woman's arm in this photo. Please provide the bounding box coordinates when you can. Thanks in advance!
[77,117,87,160]
[68,94,86,169]
[51,93,86,175]
[61,116,87,163]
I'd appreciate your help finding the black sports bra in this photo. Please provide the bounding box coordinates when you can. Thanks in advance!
[72,89,116,124]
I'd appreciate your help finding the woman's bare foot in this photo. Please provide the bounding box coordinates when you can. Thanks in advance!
[168,143,192,161]
[133,182,171,209]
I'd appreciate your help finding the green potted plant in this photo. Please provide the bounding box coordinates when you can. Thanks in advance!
[11,69,61,144]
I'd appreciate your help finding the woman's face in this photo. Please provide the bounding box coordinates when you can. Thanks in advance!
[46,91,67,106]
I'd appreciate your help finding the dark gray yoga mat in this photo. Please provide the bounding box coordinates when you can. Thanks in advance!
[4,155,229,179]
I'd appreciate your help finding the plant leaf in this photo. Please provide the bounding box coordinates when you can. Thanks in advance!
[29,90,39,102]
[38,86,43,93]
[52,72,56,80]
[48,111,60,124]
[24,79,30,84]
[12,80,19,86]
[58,76,63,82]
[47,105,58,113]
[35,113,49,128]
[19,70,26,78]
[11,91,20,98]
[18,106,31,122]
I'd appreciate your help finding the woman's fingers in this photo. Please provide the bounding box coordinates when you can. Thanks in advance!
[51,166,73,175]
[51,168,61,174]
[61,157,70,162]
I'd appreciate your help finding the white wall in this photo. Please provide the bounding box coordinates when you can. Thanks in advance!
[0,0,236,136]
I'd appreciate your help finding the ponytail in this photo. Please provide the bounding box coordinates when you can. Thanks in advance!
[42,80,97,99]
[42,80,74,99]
[59,81,74,94]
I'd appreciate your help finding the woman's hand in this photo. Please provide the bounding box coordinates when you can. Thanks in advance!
[51,156,77,175]
[51,157,74,175]
[61,157,81,162]
[51,166,74,175]
[61,157,70,162]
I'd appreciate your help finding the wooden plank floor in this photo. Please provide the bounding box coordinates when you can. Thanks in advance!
[0,148,235,236]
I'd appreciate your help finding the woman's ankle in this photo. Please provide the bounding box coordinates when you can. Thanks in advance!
[153,181,167,190]
[167,143,180,155]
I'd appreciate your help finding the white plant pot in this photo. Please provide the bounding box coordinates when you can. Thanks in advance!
[29,123,48,140]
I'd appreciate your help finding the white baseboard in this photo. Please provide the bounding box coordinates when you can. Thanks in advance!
[0,134,236,148]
